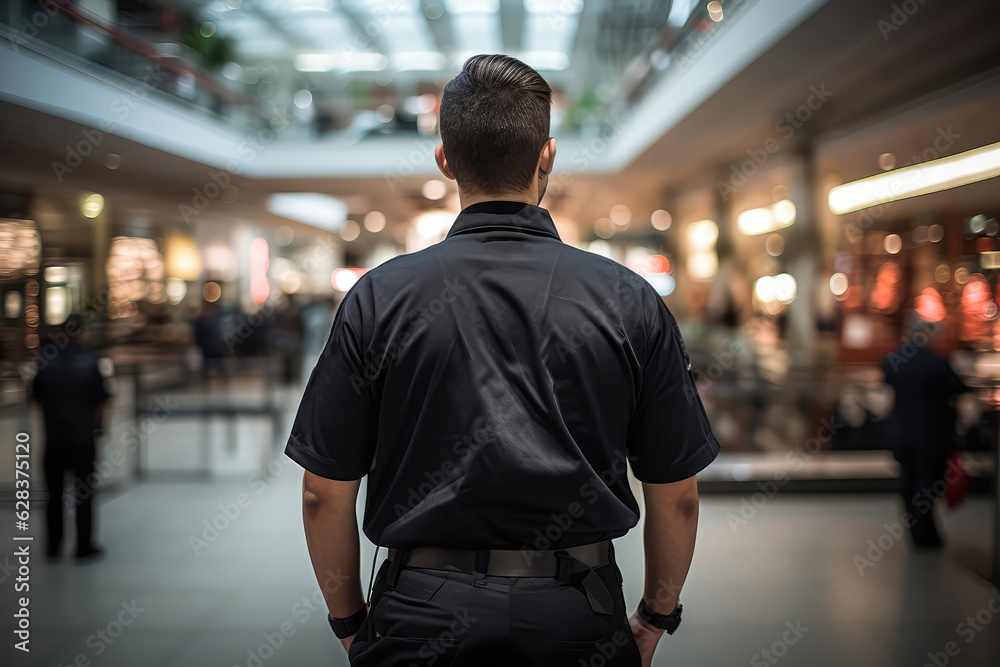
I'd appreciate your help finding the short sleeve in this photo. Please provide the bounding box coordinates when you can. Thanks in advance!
[626,291,720,483]
[285,281,377,480]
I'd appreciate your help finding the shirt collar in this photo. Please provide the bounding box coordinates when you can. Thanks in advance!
[446,200,561,240]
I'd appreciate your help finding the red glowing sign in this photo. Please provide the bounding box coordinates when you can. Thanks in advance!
[250,237,269,304]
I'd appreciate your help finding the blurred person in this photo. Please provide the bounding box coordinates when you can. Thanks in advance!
[192,298,230,375]
[31,314,111,560]
[882,313,970,549]
[287,55,719,667]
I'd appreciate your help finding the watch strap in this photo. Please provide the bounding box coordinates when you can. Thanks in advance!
[637,598,682,634]
[328,606,368,639]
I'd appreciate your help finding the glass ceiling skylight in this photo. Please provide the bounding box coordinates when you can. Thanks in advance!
[282,15,355,50]
[523,12,580,63]
[450,13,503,63]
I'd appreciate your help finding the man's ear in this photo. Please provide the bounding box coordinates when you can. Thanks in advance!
[538,138,556,177]
[435,145,456,180]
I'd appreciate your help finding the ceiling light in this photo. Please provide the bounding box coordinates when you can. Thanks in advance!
[829,273,848,297]
[293,90,313,109]
[828,140,1000,215]
[884,233,902,254]
[687,219,718,249]
[651,209,672,231]
[364,211,386,232]
[332,268,361,292]
[737,200,796,236]
[754,276,775,302]
[448,0,499,12]
[294,52,387,73]
[524,0,582,14]
[81,193,105,218]
[422,180,447,200]
[340,220,361,242]
[267,193,347,232]
[392,51,446,71]
[773,273,796,303]
[519,51,570,70]
[609,204,632,226]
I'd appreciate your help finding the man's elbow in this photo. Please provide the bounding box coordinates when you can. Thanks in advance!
[302,486,325,512]
[675,491,699,520]
[644,476,700,519]
[300,471,361,516]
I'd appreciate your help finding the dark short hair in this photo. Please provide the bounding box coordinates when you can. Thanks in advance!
[439,54,552,195]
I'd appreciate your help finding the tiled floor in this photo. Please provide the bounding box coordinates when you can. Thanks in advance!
[1,461,996,666]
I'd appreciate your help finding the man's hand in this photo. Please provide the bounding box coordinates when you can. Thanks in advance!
[337,603,369,655]
[628,611,665,667]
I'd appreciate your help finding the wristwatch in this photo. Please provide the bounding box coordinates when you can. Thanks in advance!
[637,599,683,634]
[328,606,368,639]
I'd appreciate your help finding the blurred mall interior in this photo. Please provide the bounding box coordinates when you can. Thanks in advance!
[2,0,1000,665]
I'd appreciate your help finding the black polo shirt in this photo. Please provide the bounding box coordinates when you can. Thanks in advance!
[286,201,720,549]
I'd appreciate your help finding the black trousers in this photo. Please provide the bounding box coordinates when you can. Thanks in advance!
[349,552,641,666]
[43,441,97,557]
[898,445,948,547]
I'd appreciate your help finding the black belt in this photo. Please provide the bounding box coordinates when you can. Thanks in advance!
[383,540,616,615]
[387,540,611,577]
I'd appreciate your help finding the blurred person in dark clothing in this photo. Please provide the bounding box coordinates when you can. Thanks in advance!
[31,314,111,560]
[192,298,230,374]
[882,314,970,548]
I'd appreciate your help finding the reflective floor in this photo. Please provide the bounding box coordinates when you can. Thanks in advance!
[1,467,996,667]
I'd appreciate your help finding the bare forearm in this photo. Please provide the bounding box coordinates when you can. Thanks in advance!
[641,478,699,614]
[302,473,366,618]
